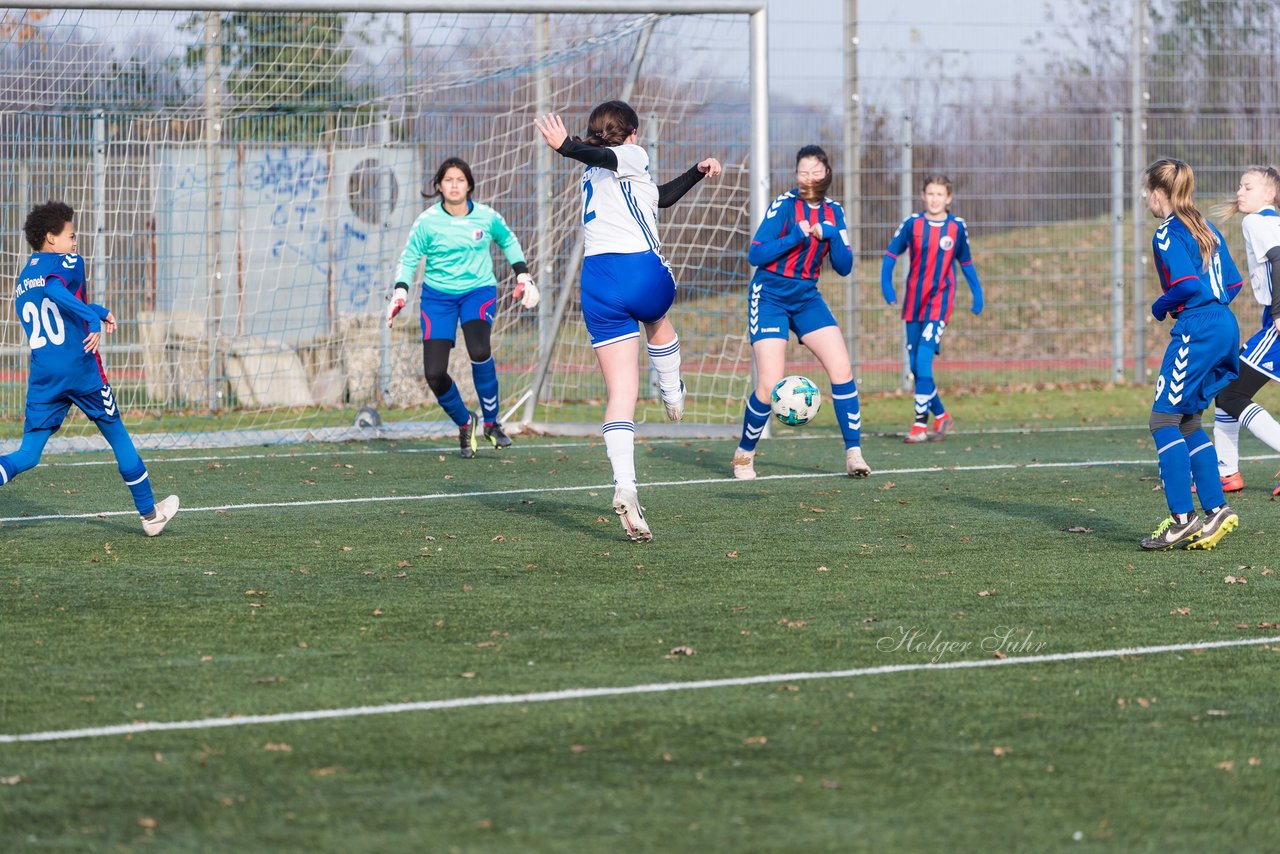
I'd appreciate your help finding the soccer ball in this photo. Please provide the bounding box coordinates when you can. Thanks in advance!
[770,375,822,426]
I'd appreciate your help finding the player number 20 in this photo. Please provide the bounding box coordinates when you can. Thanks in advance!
[22,298,66,349]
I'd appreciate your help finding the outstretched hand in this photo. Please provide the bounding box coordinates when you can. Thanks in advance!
[697,158,722,178]
[83,331,101,354]
[534,114,569,150]
[103,311,117,334]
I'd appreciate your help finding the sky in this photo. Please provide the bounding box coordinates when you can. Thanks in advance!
[767,0,1067,110]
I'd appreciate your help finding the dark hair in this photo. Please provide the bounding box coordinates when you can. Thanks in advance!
[575,100,639,148]
[795,145,832,203]
[24,200,74,252]
[922,174,953,194]
[1145,158,1216,270]
[425,157,475,200]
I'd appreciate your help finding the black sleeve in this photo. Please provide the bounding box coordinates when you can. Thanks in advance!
[1267,245,1280,321]
[657,164,707,209]
[555,138,618,170]
[511,261,529,276]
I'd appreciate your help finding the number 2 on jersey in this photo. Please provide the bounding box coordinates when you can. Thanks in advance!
[582,179,597,225]
[22,298,67,349]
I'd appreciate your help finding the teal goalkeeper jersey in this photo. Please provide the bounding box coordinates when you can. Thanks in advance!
[395,201,526,295]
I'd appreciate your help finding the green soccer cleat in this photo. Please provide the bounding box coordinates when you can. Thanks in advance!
[459,411,479,459]
[1140,514,1203,550]
[484,421,513,449]
[1187,505,1239,551]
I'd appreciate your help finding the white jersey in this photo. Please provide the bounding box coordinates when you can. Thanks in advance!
[1241,206,1280,307]
[580,143,662,257]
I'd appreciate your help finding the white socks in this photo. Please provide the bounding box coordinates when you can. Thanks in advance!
[602,420,637,491]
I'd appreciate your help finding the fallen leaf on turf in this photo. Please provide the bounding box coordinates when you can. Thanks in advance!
[726,550,739,558]
[1224,576,1246,584]
[777,618,807,629]
[396,561,412,568]
[1171,607,1191,616]
[879,482,895,490]
[821,779,840,789]
[263,743,292,752]
[1263,568,1275,576]
[668,646,696,657]
[1249,757,1262,766]
[1217,761,1234,771]
[394,572,407,579]
[254,676,281,684]
[340,546,352,552]
[743,736,767,745]
[462,584,472,592]
[993,650,1008,659]
[310,767,340,777]
[1066,526,1094,533]
[817,565,830,572]
[491,535,506,542]
[993,746,1009,756]
[136,817,157,829]
[371,609,383,617]
[475,641,497,648]
[570,744,587,754]
[0,775,26,785]
[460,672,476,679]
[977,590,994,597]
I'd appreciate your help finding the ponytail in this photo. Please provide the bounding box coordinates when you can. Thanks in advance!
[1145,158,1215,270]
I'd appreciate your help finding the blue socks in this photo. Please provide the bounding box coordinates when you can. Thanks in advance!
[1185,428,1226,511]
[435,380,472,427]
[0,429,53,484]
[1153,425,1194,517]
[831,379,862,449]
[98,417,155,516]
[737,393,771,453]
[471,358,500,426]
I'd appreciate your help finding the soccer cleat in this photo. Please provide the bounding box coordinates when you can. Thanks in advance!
[459,411,479,459]
[141,494,180,537]
[1271,468,1280,498]
[1192,471,1244,495]
[612,487,652,542]
[661,380,686,422]
[846,447,871,478]
[731,450,757,480]
[484,422,513,449]
[1139,514,1203,550]
[928,412,954,441]
[1187,505,1239,551]
[903,423,929,444]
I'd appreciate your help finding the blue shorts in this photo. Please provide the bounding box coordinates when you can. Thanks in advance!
[1152,307,1240,414]
[419,285,497,342]
[748,284,838,343]
[581,251,676,348]
[905,319,947,355]
[25,383,123,432]
[1240,320,1280,383]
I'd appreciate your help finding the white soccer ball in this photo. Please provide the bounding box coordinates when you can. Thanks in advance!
[770,375,822,426]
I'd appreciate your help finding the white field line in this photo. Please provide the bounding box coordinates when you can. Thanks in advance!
[0,455,1173,524]
[2,635,1276,744]
[24,422,1184,470]
[3,452,1279,525]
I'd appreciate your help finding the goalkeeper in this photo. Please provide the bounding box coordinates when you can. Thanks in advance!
[386,157,539,457]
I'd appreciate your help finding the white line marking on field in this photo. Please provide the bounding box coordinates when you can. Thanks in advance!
[2,635,1275,744]
[3,453,1277,526]
[26,422,1179,470]
[0,456,1145,524]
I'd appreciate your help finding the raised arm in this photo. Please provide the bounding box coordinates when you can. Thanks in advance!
[658,158,722,208]
[748,207,806,268]
[535,114,618,170]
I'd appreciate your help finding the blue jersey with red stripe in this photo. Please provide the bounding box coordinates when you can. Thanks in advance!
[1151,215,1242,318]
[14,252,110,402]
[748,189,853,300]
[884,212,974,322]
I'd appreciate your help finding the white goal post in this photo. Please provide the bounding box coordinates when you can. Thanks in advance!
[0,1,768,450]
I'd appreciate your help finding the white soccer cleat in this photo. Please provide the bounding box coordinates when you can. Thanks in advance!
[612,487,652,542]
[846,447,871,478]
[731,450,757,480]
[142,494,180,537]
[661,380,686,422]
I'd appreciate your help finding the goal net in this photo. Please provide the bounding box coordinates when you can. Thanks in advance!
[0,4,762,451]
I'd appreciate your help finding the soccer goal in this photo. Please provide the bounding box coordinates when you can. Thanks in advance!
[0,1,768,450]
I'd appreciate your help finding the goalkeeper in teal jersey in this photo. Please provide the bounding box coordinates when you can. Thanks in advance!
[386,158,539,457]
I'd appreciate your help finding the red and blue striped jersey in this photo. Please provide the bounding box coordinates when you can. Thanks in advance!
[748,189,852,296]
[883,212,974,322]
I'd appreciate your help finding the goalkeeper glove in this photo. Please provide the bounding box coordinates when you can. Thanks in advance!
[385,283,408,327]
[514,273,540,309]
